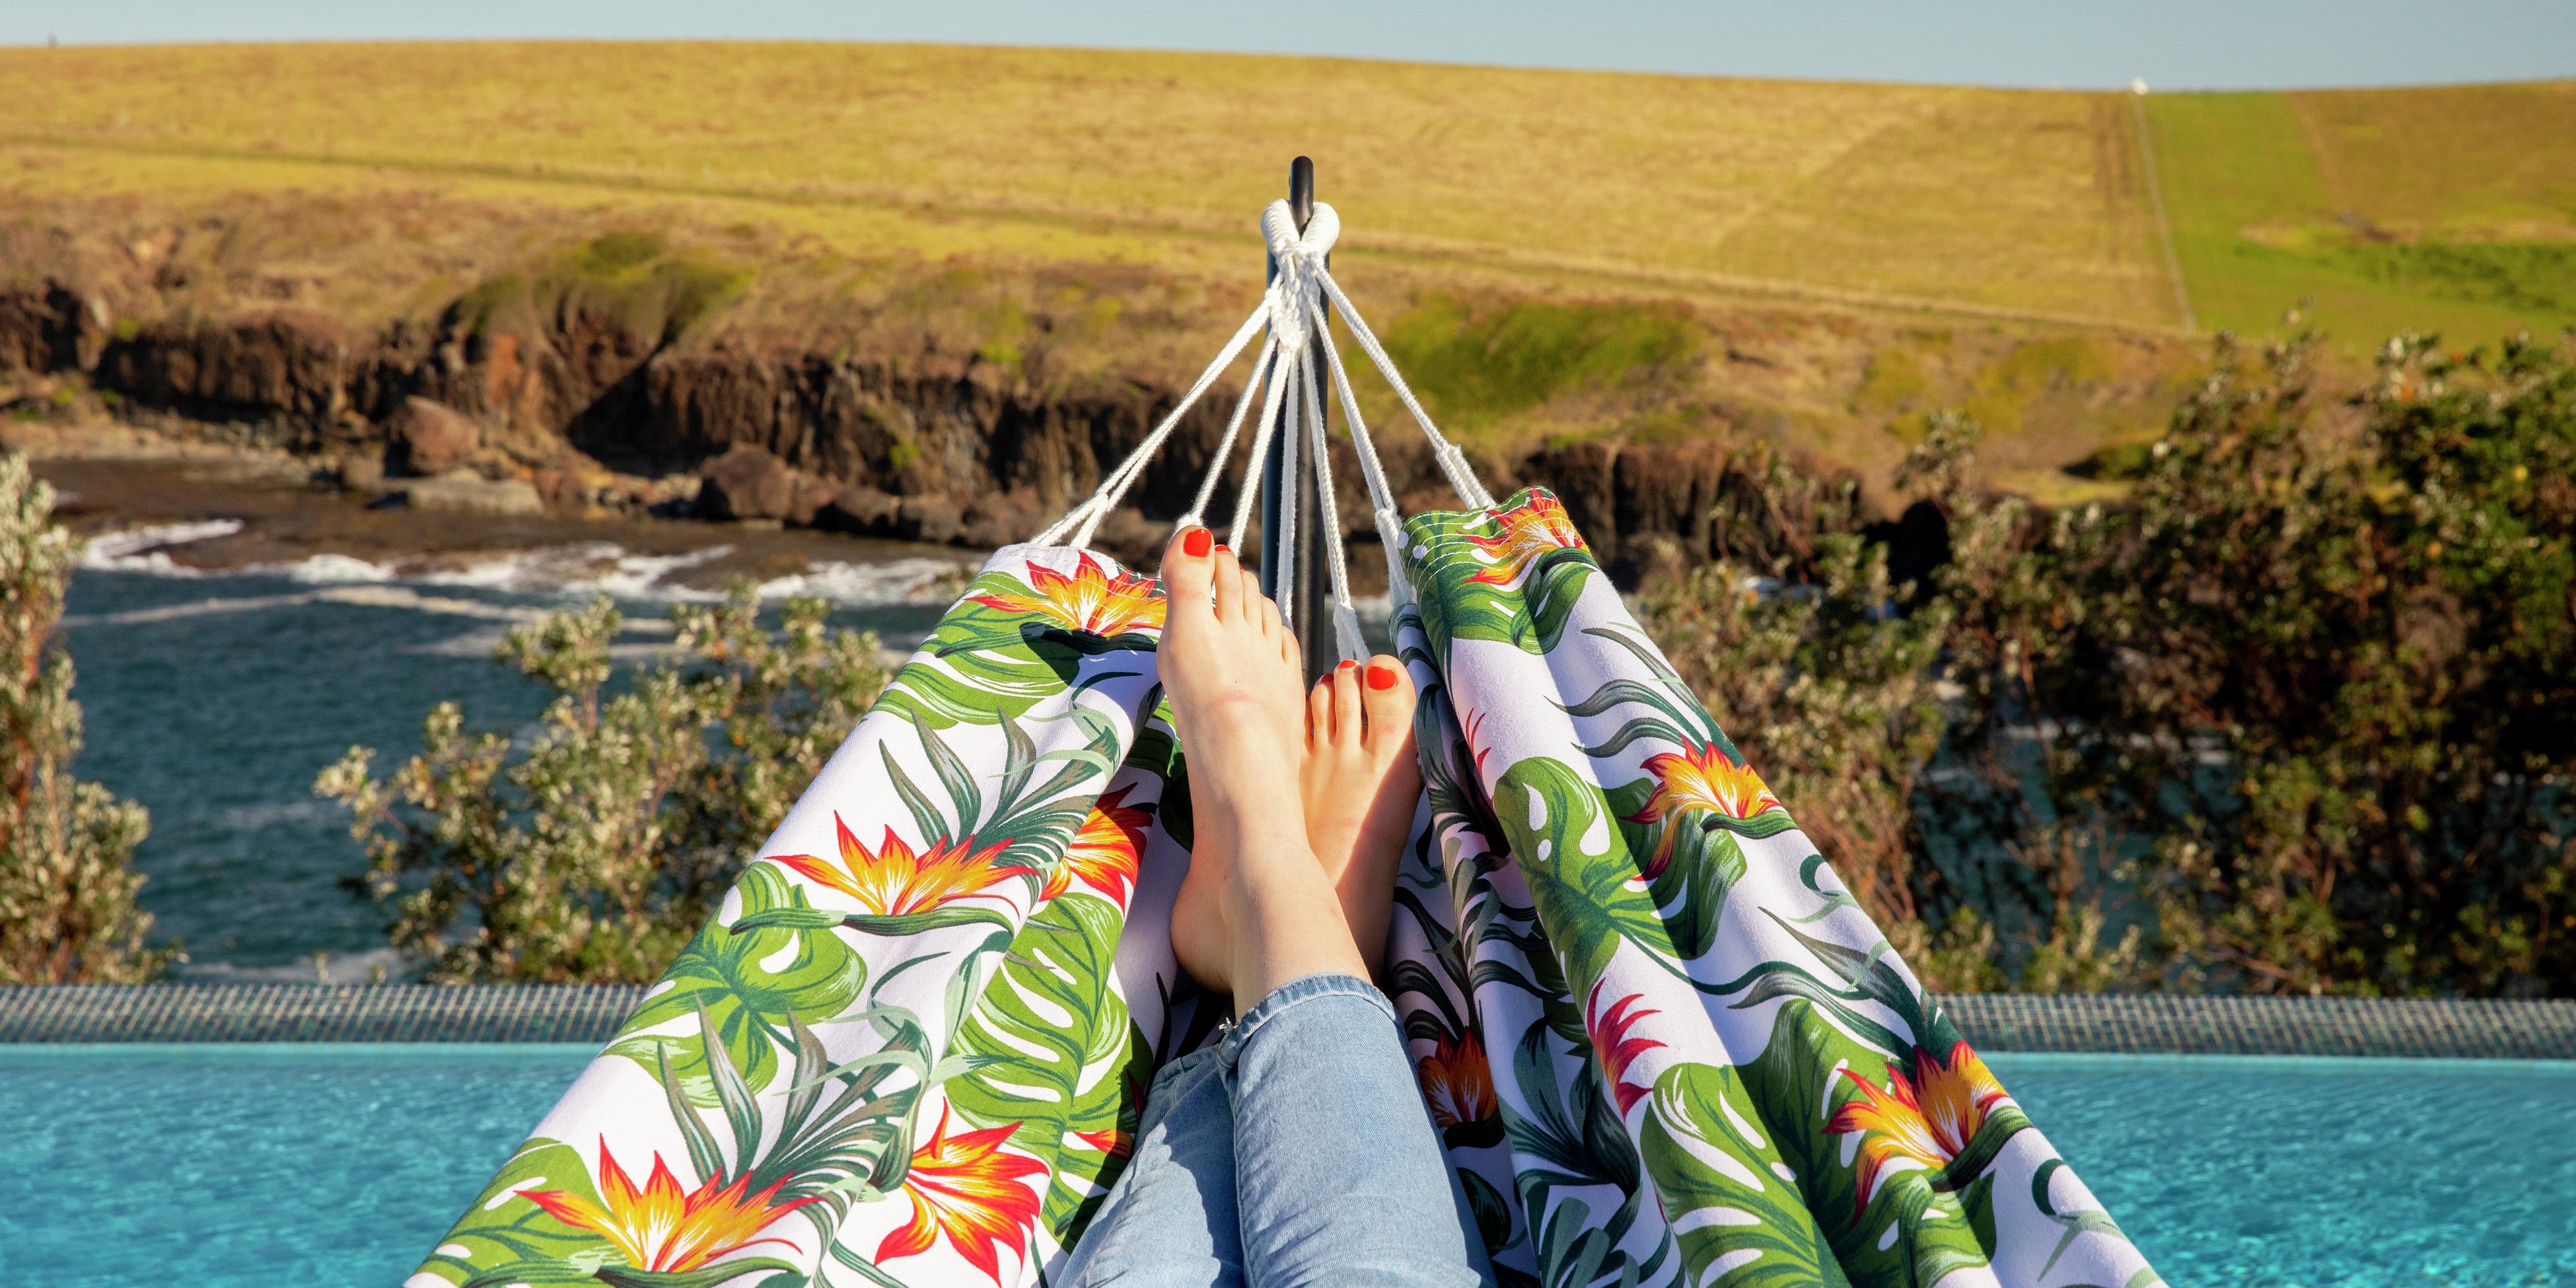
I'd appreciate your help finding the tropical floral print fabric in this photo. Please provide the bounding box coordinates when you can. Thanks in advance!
[1385,489,2159,1288]
[414,499,2159,1288]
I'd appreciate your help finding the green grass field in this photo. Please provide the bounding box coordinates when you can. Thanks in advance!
[2147,82,2576,344]
[1,42,2569,497]
[3,43,2566,348]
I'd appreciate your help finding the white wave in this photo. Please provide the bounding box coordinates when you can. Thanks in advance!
[217,798,341,830]
[75,524,970,608]
[77,519,246,573]
[277,553,397,585]
[756,557,966,605]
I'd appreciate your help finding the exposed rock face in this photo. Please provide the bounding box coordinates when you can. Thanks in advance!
[384,396,481,476]
[0,285,109,374]
[96,311,355,437]
[5,272,1900,576]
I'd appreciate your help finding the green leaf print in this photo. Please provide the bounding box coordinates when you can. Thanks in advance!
[414,1138,613,1286]
[1495,754,1680,1000]
[1634,1061,1836,1288]
[1400,488,1604,659]
[941,890,1146,1254]
[610,863,867,1104]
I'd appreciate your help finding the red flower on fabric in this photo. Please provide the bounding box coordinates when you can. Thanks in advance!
[1464,493,1587,587]
[770,814,1031,917]
[877,1107,1048,1283]
[1622,741,1785,875]
[1825,1041,2013,1214]
[970,553,1164,636]
[1042,785,1147,907]
[1583,980,1666,1117]
[520,1138,818,1274]
[1417,1028,1500,1132]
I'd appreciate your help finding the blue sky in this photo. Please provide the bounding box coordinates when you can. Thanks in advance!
[5,1,2570,90]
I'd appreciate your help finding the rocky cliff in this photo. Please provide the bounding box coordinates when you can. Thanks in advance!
[1,274,1862,582]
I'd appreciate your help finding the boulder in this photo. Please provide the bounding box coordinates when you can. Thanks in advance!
[385,396,481,476]
[815,485,900,536]
[698,443,797,521]
[785,476,837,527]
[529,468,587,511]
[336,450,386,493]
[896,496,964,546]
[390,476,545,517]
[960,496,1040,548]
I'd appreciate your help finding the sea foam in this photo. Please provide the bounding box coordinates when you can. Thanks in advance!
[73,522,969,609]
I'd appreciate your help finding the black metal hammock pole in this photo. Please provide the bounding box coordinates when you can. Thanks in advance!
[1261,155,1336,684]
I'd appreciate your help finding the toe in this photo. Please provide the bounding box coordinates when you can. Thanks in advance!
[1307,676,1334,748]
[1209,545,1243,620]
[1330,660,1363,746]
[1162,526,1217,611]
[1359,655,1417,754]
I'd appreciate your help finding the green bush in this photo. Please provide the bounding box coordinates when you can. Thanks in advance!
[1649,330,2576,996]
[320,587,888,983]
[0,452,167,983]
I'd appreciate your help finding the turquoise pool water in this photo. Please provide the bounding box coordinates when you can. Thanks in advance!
[1,1047,2569,1286]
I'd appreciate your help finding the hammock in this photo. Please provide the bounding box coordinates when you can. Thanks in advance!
[410,201,2160,1288]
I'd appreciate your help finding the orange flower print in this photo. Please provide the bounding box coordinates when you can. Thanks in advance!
[1041,785,1147,906]
[771,814,1032,917]
[1073,1126,1135,1158]
[970,552,1165,637]
[1623,741,1786,875]
[1584,981,1666,1117]
[520,1138,818,1275]
[1825,1041,2013,1214]
[1417,1028,1500,1134]
[877,1106,1048,1284]
[1464,493,1587,587]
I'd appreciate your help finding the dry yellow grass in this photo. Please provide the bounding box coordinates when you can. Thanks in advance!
[0,41,2179,327]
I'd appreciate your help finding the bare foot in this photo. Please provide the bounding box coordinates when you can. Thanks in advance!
[1157,526,1366,1008]
[1300,656,1421,979]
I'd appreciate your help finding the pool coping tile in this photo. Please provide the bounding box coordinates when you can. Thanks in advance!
[1,986,2571,1057]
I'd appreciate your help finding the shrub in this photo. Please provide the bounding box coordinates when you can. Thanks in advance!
[0,452,168,983]
[320,587,888,983]
[1647,330,2576,996]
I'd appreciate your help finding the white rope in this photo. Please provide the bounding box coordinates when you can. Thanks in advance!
[1036,289,1275,548]
[1316,307,1418,608]
[1297,330,1368,662]
[1273,349,1303,631]
[1226,340,1293,547]
[1175,332,1277,530]
[1315,269,1495,509]
[1038,195,1493,632]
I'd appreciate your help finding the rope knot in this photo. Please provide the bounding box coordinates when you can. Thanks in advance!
[1262,199,1338,353]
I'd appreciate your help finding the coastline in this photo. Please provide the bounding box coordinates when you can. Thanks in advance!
[10,419,978,604]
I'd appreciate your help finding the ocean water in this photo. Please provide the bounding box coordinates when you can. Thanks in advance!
[60,528,959,975]
[0,1047,2567,1287]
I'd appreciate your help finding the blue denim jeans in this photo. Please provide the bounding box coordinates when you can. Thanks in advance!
[1056,973,1492,1287]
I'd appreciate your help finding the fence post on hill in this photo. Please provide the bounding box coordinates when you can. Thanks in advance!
[1262,155,1336,684]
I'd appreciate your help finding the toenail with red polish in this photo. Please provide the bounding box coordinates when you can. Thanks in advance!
[1339,660,1357,671]
[1182,527,1212,557]
[1367,663,1398,690]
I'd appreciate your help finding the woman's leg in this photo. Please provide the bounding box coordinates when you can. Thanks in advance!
[1223,975,1490,1288]
[1054,1046,1244,1288]
[1154,527,1489,1288]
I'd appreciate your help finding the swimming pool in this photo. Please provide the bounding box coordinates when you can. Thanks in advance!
[1,1046,2569,1286]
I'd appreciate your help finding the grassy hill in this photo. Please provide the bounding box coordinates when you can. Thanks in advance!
[2148,82,2576,343]
[1,42,2569,499]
